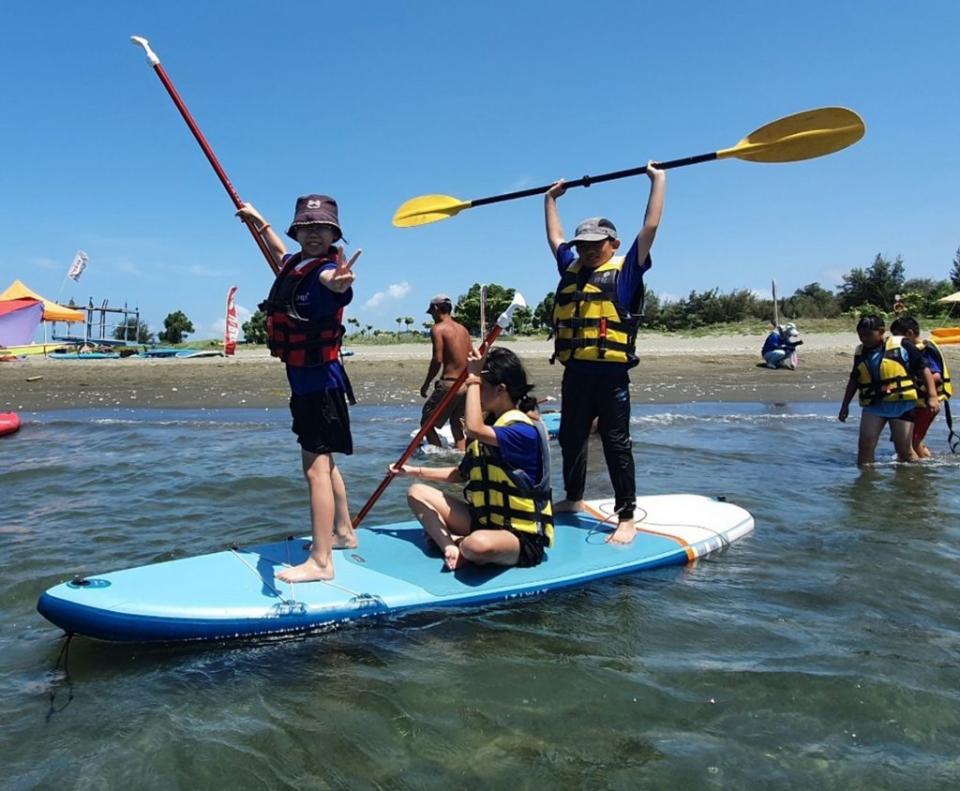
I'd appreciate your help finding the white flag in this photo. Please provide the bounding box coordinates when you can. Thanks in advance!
[67,250,88,282]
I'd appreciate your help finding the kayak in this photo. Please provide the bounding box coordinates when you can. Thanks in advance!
[37,494,754,643]
[0,412,20,436]
[931,328,960,345]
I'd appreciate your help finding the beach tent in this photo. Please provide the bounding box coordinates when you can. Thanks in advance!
[0,280,84,346]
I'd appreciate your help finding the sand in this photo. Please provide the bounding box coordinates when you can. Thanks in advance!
[0,331,905,413]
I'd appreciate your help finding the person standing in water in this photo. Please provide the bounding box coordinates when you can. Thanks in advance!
[890,316,952,458]
[544,162,665,544]
[238,196,360,581]
[419,294,473,450]
[838,315,939,466]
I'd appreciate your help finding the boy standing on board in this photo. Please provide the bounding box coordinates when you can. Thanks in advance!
[238,196,360,581]
[544,162,665,544]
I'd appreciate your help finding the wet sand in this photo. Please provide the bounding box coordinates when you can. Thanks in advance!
[1,332,919,412]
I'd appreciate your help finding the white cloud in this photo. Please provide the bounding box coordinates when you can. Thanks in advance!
[364,280,411,310]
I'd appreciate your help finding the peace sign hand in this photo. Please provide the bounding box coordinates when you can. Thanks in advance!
[330,247,362,291]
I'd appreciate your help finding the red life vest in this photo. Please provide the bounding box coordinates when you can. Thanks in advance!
[260,252,345,367]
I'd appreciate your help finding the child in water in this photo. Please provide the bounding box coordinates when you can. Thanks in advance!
[838,315,939,465]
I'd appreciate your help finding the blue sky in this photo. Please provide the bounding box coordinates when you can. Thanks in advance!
[2,1,958,340]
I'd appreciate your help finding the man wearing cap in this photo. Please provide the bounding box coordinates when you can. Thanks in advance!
[237,196,361,582]
[544,161,666,544]
[419,294,473,450]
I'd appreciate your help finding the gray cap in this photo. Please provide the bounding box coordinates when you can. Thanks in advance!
[569,217,618,244]
[426,293,452,313]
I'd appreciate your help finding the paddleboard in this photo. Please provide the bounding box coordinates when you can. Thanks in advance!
[37,494,754,643]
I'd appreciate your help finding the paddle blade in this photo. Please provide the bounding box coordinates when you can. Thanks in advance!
[718,107,865,163]
[392,194,471,227]
[497,291,527,329]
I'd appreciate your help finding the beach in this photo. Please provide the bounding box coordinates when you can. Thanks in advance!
[0,331,901,413]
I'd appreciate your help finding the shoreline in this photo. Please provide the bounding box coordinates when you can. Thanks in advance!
[0,333,888,413]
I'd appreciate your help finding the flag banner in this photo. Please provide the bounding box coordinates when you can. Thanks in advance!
[67,250,88,282]
[225,286,239,357]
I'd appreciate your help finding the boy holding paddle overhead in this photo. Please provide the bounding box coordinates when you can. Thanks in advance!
[544,162,665,544]
[237,196,360,582]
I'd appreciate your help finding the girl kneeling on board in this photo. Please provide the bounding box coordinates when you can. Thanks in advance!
[392,347,554,570]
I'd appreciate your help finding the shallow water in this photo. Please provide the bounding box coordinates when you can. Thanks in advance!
[2,402,959,788]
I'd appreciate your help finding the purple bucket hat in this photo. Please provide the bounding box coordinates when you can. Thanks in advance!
[286,194,344,241]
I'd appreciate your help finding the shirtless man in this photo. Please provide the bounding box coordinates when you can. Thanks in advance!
[419,294,473,450]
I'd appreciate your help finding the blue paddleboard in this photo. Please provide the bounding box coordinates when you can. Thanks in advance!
[37,494,753,643]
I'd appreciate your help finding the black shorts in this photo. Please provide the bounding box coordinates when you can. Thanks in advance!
[469,516,548,568]
[289,389,353,455]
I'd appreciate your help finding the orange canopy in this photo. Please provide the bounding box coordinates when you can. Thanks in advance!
[0,280,84,322]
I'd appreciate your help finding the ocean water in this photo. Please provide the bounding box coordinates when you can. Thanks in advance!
[2,402,959,789]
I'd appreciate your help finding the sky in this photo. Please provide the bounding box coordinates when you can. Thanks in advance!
[2,0,959,340]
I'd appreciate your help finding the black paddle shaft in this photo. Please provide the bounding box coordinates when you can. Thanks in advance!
[470,151,718,208]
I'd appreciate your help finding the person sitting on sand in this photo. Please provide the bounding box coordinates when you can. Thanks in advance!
[419,294,473,450]
[838,315,939,466]
[761,323,802,369]
[237,196,360,582]
[890,316,952,458]
[393,347,553,570]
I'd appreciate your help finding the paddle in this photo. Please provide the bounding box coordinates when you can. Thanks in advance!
[131,36,281,275]
[393,107,865,227]
[351,292,527,529]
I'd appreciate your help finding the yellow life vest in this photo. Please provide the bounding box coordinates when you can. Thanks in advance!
[551,256,640,366]
[915,338,953,400]
[459,409,554,545]
[854,335,918,407]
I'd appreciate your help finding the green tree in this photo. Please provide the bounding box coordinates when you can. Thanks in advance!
[346,316,361,336]
[532,292,554,330]
[113,317,154,344]
[454,283,515,334]
[404,316,415,332]
[950,246,960,289]
[395,316,403,333]
[838,254,905,312]
[242,309,267,344]
[782,282,841,319]
[158,310,195,344]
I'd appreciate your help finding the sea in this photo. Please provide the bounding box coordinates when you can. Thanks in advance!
[1,401,959,789]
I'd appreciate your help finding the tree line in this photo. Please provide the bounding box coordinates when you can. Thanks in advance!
[236,248,960,343]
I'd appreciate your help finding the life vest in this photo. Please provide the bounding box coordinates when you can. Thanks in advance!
[853,335,918,406]
[259,252,345,367]
[551,256,641,366]
[459,410,554,545]
[915,338,953,400]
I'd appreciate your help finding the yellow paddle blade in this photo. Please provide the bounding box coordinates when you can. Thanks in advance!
[392,194,472,227]
[717,107,865,163]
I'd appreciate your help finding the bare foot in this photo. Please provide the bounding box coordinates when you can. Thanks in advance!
[332,526,358,549]
[444,543,465,571]
[277,555,335,582]
[606,519,637,545]
[554,499,586,513]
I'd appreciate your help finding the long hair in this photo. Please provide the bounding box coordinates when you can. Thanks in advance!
[482,347,538,413]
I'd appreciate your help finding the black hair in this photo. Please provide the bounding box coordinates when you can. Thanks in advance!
[856,315,885,333]
[482,347,537,413]
[890,316,919,335]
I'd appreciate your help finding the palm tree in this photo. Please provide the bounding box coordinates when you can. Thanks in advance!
[404,316,414,333]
